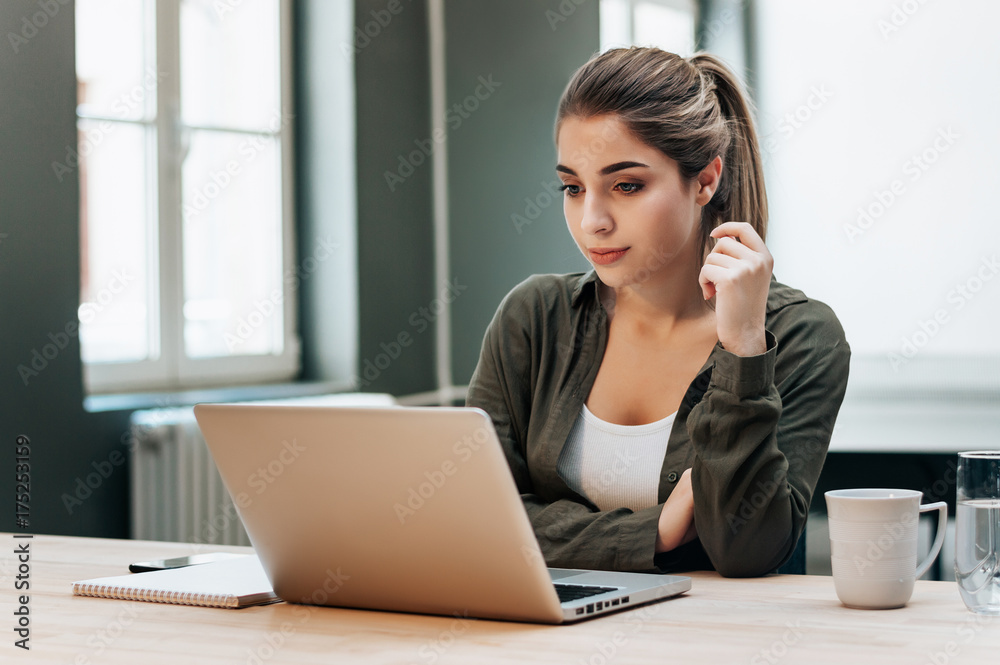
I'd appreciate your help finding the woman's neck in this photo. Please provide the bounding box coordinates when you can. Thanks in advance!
[599,256,714,335]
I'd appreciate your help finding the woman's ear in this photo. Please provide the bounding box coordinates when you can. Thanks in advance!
[694,155,722,206]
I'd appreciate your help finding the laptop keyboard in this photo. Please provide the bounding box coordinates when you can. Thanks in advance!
[555,584,619,603]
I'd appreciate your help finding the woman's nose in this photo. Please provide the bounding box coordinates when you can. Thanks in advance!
[580,195,613,235]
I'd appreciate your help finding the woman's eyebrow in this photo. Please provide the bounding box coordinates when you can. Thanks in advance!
[555,161,650,176]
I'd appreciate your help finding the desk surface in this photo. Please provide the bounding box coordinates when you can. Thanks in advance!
[6,534,998,664]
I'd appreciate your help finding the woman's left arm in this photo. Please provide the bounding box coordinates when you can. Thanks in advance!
[693,222,851,577]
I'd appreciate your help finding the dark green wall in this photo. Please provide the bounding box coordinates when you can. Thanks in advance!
[349,0,437,395]
[0,1,133,537]
[295,0,360,386]
[445,0,597,385]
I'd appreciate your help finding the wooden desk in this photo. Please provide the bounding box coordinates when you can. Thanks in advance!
[6,534,998,664]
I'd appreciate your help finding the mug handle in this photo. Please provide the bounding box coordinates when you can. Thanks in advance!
[914,501,948,580]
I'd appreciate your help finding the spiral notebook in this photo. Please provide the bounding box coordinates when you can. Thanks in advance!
[72,554,279,609]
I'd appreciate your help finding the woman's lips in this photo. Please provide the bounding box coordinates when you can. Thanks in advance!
[589,247,629,265]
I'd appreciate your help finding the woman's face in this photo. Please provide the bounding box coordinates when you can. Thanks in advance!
[556,114,716,292]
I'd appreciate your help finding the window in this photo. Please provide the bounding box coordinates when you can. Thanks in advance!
[75,0,298,393]
[600,0,697,55]
[754,0,1000,398]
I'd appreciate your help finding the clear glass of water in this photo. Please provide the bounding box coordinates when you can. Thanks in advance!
[955,451,1000,615]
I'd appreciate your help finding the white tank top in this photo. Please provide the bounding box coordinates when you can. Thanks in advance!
[556,403,675,512]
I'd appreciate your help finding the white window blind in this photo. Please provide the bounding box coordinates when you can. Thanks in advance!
[755,0,1000,399]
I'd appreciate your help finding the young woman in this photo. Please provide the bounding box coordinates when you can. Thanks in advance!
[466,47,850,577]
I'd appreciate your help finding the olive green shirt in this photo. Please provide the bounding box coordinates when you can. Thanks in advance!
[466,269,850,577]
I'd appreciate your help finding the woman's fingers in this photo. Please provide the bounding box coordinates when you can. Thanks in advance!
[702,222,773,303]
[710,221,768,254]
[702,222,773,356]
[709,235,754,260]
[702,251,741,270]
[698,265,718,300]
[699,263,729,300]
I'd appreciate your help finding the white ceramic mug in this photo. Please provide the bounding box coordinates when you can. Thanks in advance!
[825,488,948,609]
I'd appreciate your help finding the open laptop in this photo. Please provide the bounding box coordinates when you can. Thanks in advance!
[192,403,690,623]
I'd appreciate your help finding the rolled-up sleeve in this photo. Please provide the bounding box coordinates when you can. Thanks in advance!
[689,304,851,577]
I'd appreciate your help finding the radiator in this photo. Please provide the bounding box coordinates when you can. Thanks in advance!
[129,393,397,546]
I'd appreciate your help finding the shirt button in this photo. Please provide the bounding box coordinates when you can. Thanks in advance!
[666,471,679,483]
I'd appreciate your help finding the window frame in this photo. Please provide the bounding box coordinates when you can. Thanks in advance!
[600,0,698,53]
[79,0,299,394]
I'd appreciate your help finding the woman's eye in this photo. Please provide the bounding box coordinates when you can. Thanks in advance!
[616,182,643,194]
[559,184,581,196]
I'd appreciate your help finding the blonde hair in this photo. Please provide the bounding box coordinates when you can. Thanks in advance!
[555,47,767,258]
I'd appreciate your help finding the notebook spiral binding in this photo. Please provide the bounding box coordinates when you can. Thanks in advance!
[72,582,241,608]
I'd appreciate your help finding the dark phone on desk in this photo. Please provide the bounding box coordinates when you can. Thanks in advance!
[128,552,246,573]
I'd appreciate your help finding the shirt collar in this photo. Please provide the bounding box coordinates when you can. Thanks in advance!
[570,269,600,308]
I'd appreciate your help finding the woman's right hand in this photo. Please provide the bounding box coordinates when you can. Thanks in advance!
[655,468,697,553]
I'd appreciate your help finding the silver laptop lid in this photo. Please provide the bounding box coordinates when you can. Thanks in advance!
[193,404,566,623]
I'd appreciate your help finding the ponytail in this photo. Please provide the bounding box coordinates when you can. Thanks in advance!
[557,47,768,259]
[686,52,768,247]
